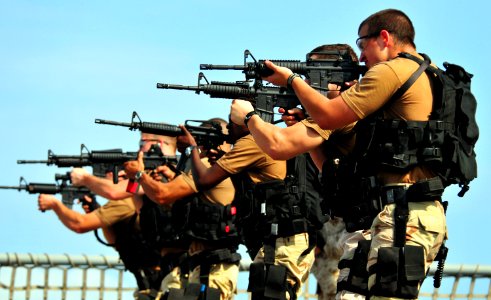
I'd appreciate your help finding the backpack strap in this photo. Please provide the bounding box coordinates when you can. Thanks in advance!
[382,52,431,111]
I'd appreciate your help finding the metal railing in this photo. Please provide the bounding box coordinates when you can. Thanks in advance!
[1,253,490,300]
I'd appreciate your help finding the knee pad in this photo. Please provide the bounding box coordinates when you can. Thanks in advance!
[370,245,426,298]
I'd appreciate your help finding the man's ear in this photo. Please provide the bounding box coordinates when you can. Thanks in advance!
[380,29,391,47]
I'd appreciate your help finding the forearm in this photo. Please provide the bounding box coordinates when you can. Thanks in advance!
[247,115,325,160]
[82,176,132,200]
[139,173,193,205]
[291,77,357,129]
[247,116,303,160]
[51,201,90,233]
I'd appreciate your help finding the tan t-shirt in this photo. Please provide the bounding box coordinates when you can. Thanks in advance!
[301,117,356,156]
[216,134,286,183]
[95,197,136,227]
[341,53,436,184]
[181,157,235,206]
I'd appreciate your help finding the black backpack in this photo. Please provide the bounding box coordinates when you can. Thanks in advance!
[397,53,479,196]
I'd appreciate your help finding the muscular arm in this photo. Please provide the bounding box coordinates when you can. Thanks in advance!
[188,148,230,190]
[231,100,326,160]
[71,168,132,200]
[38,194,104,233]
[137,173,195,205]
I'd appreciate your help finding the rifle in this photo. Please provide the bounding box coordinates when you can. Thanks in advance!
[95,111,230,152]
[157,73,299,123]
[0,176,95,211]
[199,49,366,95]
[17,144,178,184]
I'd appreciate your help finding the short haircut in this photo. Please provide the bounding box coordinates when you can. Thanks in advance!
[358,9,416,48]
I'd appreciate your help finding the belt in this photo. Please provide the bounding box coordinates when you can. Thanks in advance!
[380,177,444,206]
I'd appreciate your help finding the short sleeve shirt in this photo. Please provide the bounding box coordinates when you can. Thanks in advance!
[216,134,286,184]
[94,197,136,228]
[341,54,433,121]
[340,54,436,183]
[301,117,356,156]
[180,157,235,206]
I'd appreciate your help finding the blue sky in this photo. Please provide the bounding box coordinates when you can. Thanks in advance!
[1,0,490,297]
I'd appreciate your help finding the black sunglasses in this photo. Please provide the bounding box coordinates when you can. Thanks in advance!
[356,32,380,51]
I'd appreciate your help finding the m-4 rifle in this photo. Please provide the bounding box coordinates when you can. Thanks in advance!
[199,49,366,95]
[17,144,178,183]
[0,175,96,211]
[157,73,298,123]
[95,111,229,152]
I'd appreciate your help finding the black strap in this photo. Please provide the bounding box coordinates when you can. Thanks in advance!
[382,53,431,112]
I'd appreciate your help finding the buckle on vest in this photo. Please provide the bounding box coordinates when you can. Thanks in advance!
[381,185,410,206]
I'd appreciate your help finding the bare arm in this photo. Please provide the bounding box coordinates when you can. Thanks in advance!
[124,152,196,205]
[70,168,132,200]
[230,100,325,160]
[38,194,104,233]
[137,173,195,205]
[263,60,359,129]
[177,126,231,190]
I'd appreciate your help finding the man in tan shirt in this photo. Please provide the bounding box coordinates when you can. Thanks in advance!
[233,9,447,300]
[178,117,320,300]
[124,118,239,300]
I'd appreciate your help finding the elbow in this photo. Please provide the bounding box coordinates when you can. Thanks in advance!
[105,191,128,201]
[151,190,172,205]
[317,119,332,130]
[265,145,290,160]
[72,224,91,234]
[195,178,215,191]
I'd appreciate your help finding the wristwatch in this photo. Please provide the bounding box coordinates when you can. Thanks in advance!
[244,110,258,128]
[185,145,199,157]
[134,171,144,182]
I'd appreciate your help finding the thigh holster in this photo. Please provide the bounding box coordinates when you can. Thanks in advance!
[248,262,290,300]
[369,245,426,298]
[337,239,371,296]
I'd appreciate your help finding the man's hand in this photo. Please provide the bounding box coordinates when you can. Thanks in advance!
[207,148,225,165]
[152,165,177,181]
[38,194,59,212]
[70,168,90,186]
[230,99,255,126]
[176,125,197,153]
[279,107,306,126]
[79,194,98,214]
[124,151,144,180]
[263,60,293,87]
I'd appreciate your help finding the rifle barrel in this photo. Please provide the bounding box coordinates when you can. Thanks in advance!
[94,119,132,128]
[0,185,23,190]
[17,160,49,164]
[200,64,245,70]
[156,83,200,91]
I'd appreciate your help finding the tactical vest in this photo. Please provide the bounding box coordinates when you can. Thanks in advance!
[111,213,164,290]
[183,195,240,248]
[321,53,458,233]
[320,139,376,232]
[139,195,189,249]
[232,153,327,258]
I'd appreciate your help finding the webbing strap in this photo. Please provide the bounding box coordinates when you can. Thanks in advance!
[384,53,431,111]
